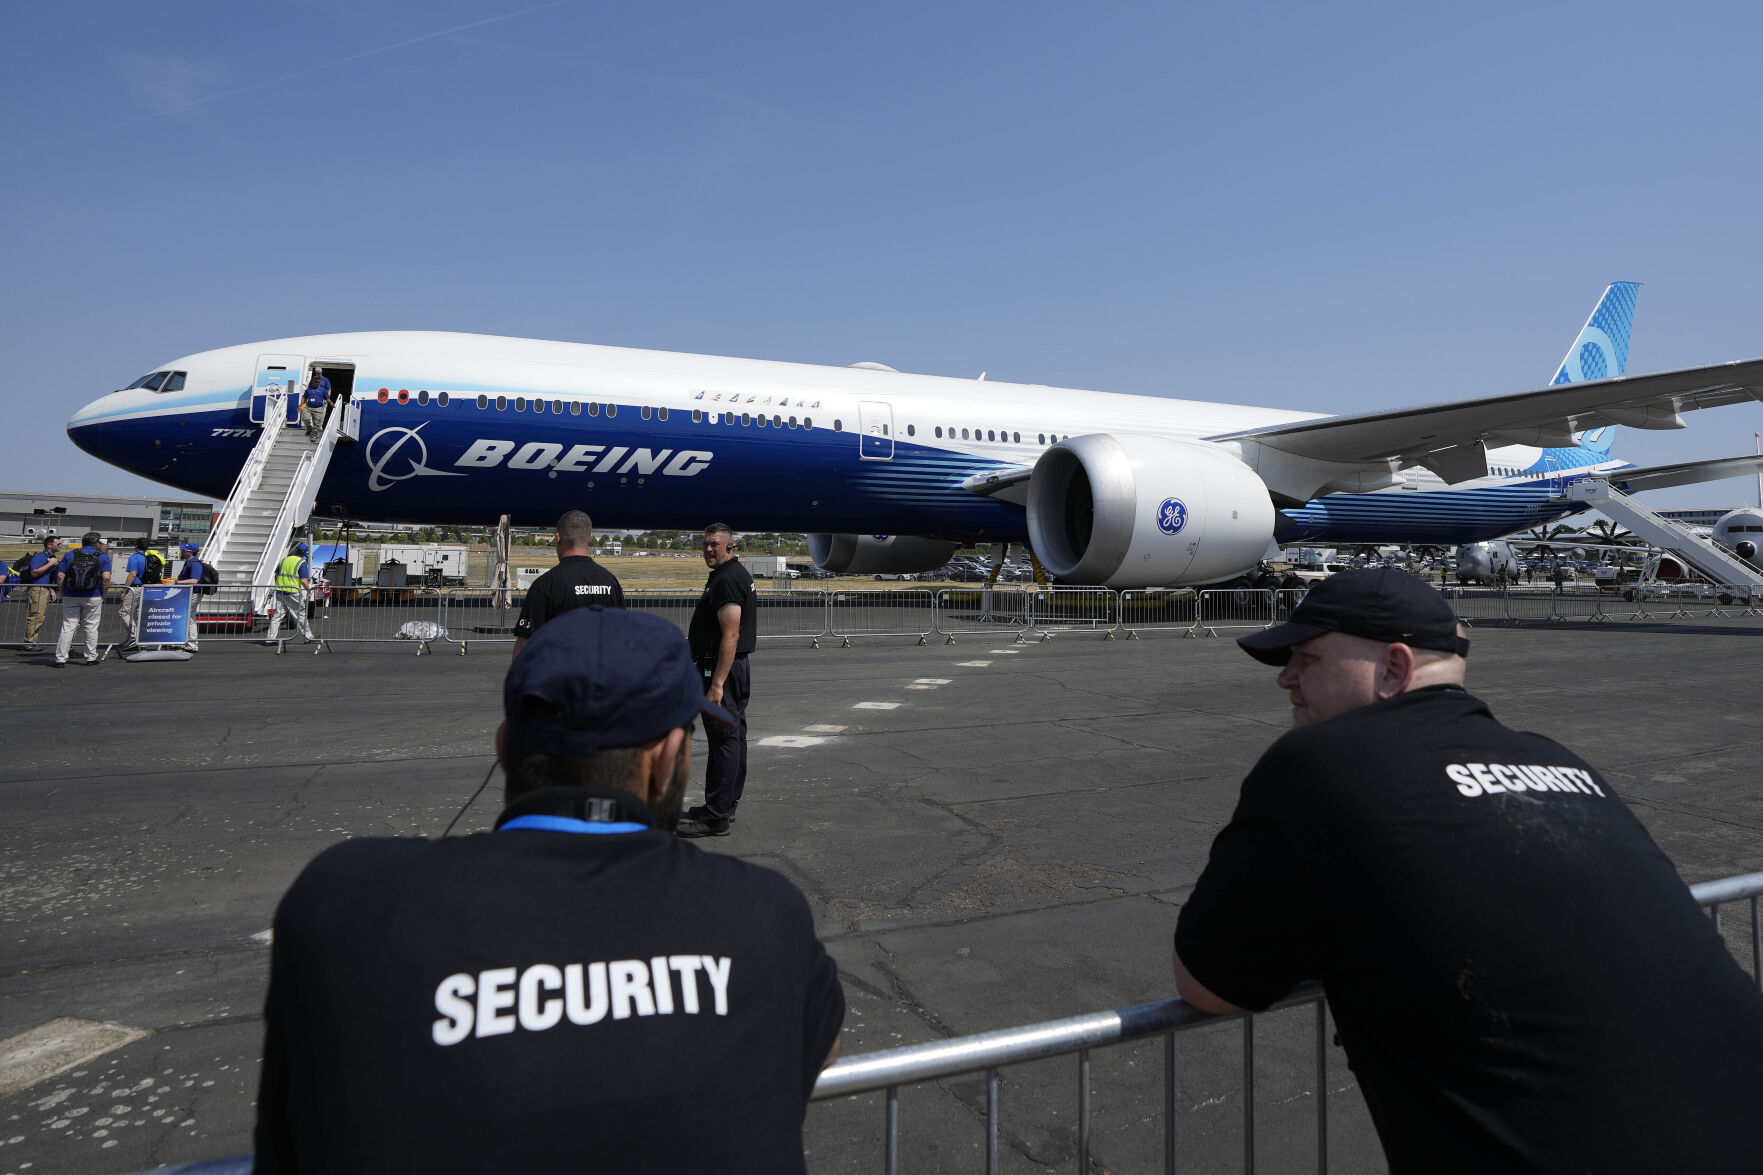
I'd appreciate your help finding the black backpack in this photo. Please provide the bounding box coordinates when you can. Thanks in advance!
[8,554,29,578]
[142,551,165,584]
[199,561,220,596]
[65,550,102,594]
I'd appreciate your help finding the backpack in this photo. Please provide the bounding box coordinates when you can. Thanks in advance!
[199,561,220,596]
[142,551,164,584]
[8,554,29,578]
[66,550,102,594]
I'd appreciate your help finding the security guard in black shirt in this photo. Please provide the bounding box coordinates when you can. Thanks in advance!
[1174,569,1763,1173]
[677,523,757,838]
[512,509,624,660]
[255,607,845,1173]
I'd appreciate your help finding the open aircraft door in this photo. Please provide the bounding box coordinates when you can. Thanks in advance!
[250,354,305,425]
[341,393,362,441]
[859,401,894,461]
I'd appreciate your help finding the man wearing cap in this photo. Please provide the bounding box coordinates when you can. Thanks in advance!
[254,607,845,1173]
[173,542,206,652]
[1172,568,1763,1172]
[266,540,317,645]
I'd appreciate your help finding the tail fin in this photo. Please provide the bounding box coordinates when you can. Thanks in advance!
[1551,281,1640,385]
[1574,425,1617,458]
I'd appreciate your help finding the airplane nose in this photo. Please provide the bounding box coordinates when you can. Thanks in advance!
[67,392,118,461]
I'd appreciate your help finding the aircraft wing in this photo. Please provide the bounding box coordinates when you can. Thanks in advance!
[1207,358,1763,483]
[1612,453,1763,494]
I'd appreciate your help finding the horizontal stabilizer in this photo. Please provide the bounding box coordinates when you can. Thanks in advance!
[1611,453,1763,494]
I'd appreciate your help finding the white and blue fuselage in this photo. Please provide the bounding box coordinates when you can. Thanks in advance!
[66,330,1623,548]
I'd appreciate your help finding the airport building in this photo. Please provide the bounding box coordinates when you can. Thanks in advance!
[1657,507,1741,529]
[0,490,214,545]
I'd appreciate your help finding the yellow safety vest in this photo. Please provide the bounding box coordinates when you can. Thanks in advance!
[275,554,305,592]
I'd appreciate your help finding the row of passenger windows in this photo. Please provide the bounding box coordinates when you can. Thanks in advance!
[371,389,1073,446]
[373,389,844,432]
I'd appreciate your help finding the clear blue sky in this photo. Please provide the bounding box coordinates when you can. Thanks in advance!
[5,1,1761,512]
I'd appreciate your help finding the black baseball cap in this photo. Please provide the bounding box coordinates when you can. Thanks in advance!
[1237,568,1470,666]
[504,606,732,760]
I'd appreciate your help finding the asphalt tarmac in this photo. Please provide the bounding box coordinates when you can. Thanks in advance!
[3,618,1762,1174]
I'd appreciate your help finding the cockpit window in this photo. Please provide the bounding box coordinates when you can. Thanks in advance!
[127,371,169,390]
[161,371,186,392]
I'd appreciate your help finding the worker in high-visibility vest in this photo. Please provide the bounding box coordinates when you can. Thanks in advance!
[266,541,317,644]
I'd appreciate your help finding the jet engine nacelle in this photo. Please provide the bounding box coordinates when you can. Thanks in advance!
[1025,434,1275,587]
[809,533,960,575]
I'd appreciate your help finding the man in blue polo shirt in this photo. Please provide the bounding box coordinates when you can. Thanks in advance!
[174,541,206,652]
[300,370,331,440]
[255,608,846,1173]
[52,531,112,666]
[120,538,150,648]
[20,535,62,652]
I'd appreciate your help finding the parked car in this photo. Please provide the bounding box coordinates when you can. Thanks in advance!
[873,571,917,581]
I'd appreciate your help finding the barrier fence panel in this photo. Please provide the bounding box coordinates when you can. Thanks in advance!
[1440,586,1508,625]
[440,589,522,649]
[933,586,1031,643]
[1273,586,1310,619]
[1116,589,1198,637]
[0,588,135,652]
[1552,586,1606,622]
[1026,588,1119,639]
[621,590,699,638]
[191,584,272,642]
[1195,589,1274,635]
[303,585,447,650]
[802,869,1763,1174]
[1503,588,1558,623]
[828,589,936,644]
[752,589,830,644]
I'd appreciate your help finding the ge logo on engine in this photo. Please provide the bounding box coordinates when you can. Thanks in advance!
[1156,498,1188,536]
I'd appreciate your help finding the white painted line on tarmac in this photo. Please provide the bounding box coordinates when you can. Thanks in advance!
[804,724,847,733]
[757,735,828,748]
[0,1019,151,1098]
[914,678,953,685]
[905,684,937,690]
[989,649,1022,654]
[853,701,901,710]
[252,929,274,945]
[956,660,993,667]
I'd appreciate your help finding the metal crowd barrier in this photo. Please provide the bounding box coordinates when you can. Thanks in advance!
[1273,586,1310,618]
[439,588,523,652]
[1195,588,1274,635]
[804,868,1763,1174]
[125,850,1763,1175]
[1116,588,1199,638]
[829,588,936,646]
[751,589,832,645]
[932,586,1031,643]
[1025,587,1118,640]
[0,587,134,653]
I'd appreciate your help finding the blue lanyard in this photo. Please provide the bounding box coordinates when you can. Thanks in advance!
[500,814,646,835]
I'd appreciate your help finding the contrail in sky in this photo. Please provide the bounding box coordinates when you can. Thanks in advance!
[67,0,569,143]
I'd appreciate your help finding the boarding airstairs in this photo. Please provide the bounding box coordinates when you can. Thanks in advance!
[200,391,345,615]
[1566,478,1763,591]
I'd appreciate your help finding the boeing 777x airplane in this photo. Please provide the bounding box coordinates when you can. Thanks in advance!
[67,283,1763,588]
